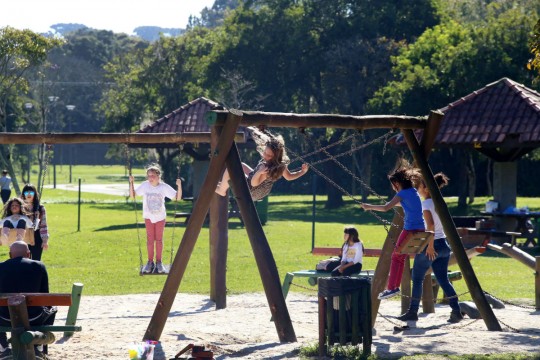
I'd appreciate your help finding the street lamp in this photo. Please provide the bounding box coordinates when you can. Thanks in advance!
[65,105,76,183]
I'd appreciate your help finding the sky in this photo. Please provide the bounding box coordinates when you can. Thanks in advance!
[1,0,216,35]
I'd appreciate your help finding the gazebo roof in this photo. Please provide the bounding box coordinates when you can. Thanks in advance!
[436,77,540,147]
[138,97,223,134]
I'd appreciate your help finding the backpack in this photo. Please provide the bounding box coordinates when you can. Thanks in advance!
[316,257,341,272]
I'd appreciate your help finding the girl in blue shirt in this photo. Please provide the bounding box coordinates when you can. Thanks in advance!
[361,164,425,300]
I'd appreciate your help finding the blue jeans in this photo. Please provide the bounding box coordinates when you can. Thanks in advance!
[409,238,459,313]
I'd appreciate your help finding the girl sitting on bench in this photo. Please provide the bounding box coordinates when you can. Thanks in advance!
[331,226,364,277]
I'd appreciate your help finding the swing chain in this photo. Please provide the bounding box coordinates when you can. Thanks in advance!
[169,144,184,265]
[286,142,394,232]
[123,133,145,274]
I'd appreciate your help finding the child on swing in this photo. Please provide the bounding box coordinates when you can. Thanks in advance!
[129,164,182,274]
[1,198,33,244]
[215,130,309,201]
[360,161,425,300]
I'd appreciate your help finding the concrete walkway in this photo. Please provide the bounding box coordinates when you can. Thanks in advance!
[44,183,129,196]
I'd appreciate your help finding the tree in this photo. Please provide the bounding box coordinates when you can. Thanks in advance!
[0,27,62,194]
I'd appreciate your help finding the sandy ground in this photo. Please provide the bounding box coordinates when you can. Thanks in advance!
[43,292,540,359]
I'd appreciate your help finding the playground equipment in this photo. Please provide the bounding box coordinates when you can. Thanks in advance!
[0,108,505,345]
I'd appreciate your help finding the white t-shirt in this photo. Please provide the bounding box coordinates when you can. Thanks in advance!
[422,198,445,239]
[342,242,363,264]
[135,181,177,223]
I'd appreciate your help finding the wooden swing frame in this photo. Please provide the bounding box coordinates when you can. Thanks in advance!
[0,110,502,346]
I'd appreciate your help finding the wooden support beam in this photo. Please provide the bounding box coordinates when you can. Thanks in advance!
[143,110,243,342]
[485,243,536,269]
[0,132,245,145]
[209,125,229,310]
[403,129,502,331]
[534,256,540,310]
[370,209,404,327]
[225,142,297,342]
[420,111,444,158]
[7,295,35,360]
[401,257,411,314]
[208,110,427,130]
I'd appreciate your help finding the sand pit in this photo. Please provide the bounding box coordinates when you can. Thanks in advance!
[45,292,539,359]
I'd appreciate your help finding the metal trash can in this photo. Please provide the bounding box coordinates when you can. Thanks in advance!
[318,277,372,356]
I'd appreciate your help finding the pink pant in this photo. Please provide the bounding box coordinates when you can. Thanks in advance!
[387,229,423,290]
[144,219,165,262]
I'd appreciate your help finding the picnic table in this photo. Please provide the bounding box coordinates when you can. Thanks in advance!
[480,211,540,247]
[460,227,521,247]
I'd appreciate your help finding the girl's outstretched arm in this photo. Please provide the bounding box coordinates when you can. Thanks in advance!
[283,163,309,181]
[175,178,183,201]
[360,195,401,212]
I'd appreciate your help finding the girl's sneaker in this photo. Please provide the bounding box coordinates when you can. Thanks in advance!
[378,288,400,300]
[155,261,165,274]
[142,261,155,274]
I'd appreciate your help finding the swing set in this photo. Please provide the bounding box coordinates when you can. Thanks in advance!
[0,110,503,346]
[252,125,434,257]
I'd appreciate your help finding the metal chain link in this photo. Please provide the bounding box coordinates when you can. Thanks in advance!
[124,135,145,273]
[289,281,319,293]
[301,130,403,224]
[169,144,184,265]
[483,290,537,310]
[289,131,358,164]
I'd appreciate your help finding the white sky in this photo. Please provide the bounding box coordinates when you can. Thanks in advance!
[1,0,216,35]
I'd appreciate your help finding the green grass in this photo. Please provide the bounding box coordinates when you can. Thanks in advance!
[8,182,537,305]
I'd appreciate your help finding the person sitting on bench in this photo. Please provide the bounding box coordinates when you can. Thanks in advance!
[331,226,364,277]
[0,241,56,358]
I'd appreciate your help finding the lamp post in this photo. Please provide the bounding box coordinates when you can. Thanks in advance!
[48,96,59,189]
[66,105,75,183]
[24,103,34,183]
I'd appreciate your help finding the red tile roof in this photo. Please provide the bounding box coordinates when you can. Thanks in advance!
[436,78,540,147]
[138,97,223,134]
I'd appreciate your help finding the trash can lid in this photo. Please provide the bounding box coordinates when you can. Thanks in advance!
[318,277,371,297]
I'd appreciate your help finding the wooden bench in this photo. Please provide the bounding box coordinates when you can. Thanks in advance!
[0,283,83,360]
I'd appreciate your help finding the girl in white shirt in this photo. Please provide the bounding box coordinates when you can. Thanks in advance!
[331,226,364,277]
[129,164,182,274]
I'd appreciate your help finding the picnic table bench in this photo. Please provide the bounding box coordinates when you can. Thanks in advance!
[0,283,83,360]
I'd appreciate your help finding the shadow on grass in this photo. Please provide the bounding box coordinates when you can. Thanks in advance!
[95,223,186,231]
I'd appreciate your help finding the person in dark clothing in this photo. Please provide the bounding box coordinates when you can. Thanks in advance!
[0,241,56,358]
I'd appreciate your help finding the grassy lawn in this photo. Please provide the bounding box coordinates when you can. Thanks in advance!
[4,167,538,307]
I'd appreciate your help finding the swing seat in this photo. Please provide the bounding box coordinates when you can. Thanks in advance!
[0,228,35,246]
[398,231,434,254]
[139,263,171,276]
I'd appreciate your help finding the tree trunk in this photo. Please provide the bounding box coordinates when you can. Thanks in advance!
[0,146,20,195]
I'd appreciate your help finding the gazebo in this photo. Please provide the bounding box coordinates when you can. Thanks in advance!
[428,77,540,231]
